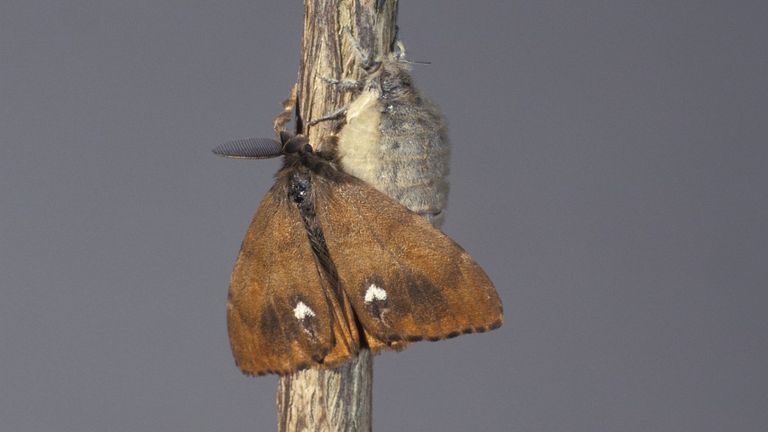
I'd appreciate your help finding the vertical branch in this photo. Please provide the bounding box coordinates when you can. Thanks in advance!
[277,350,372,432]
[276,1,398,431]
[295,0,398,147]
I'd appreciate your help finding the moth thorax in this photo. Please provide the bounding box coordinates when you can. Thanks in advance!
[288,173,311,205]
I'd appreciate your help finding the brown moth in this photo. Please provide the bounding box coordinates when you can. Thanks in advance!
[213,132,502,376]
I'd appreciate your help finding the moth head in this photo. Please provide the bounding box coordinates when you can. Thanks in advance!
[378,59,413,98]
[279,132,313,155]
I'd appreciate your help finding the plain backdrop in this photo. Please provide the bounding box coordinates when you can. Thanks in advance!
[2,1,767,431]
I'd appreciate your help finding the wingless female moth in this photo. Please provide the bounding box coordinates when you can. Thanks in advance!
[314,40,451,227]
[213,132,503,376]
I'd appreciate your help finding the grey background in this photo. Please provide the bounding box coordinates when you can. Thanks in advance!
[1,1,766,431]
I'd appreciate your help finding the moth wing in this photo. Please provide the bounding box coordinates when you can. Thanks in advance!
[316,176,503,348]
[227,189,357,376]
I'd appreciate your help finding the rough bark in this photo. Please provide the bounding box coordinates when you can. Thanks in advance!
[277,350,373,432]
[276,1,398,431]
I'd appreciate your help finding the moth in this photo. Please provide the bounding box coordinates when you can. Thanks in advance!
[305,40,451,226]
[214,132,502,376]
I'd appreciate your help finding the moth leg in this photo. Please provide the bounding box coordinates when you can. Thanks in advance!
[340,26,376,70]
[320,75,365,91]
[307,105,348,126]
[272,83,298,134]
[307,28,378,127]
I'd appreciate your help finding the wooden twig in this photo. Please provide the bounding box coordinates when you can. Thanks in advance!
[277,350,372,431]
[276,1,398,431]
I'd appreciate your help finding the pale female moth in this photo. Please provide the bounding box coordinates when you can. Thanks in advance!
[308,38,451,226]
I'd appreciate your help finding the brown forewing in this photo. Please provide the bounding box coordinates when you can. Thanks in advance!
[315,175,504,349]
[226,187,359,376]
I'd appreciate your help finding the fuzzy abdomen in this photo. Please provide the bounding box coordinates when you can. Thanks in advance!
[338,90,450,226]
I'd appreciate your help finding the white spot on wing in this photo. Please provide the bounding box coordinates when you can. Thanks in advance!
[364,284,387,303]
[293,301,315,320]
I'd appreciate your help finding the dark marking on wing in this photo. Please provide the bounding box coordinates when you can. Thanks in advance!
[259,304,281,339]
[404,272,447,323]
